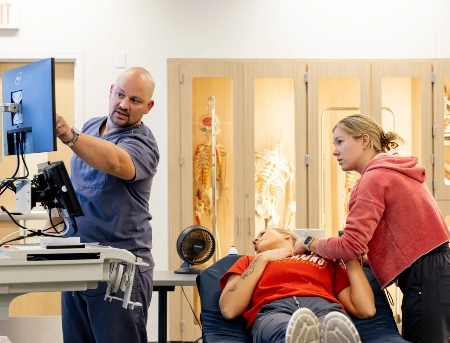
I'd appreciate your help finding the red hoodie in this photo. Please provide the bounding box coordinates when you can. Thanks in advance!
[317,153,450,288]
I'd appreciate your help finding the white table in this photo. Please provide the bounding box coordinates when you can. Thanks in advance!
[0,243,146,318]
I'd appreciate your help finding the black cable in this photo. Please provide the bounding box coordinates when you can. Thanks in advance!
[19,132,29,178]
[20,151,29,178]
[0,132,28,198]
[0,205,32,231]
[0,206,63,246]
[0,179,16,195]
[0,230,43,247]
[180,285,202,329]
[11,132,21,178]
[46,208,63,234]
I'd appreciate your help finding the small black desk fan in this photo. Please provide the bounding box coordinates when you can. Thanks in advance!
[174,225,215,274]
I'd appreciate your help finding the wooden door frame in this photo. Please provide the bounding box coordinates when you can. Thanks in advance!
[0,52,84,127]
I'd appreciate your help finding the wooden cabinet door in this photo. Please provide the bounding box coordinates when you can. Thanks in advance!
[432,61,450,202]
[243,61,307,249]
[168,59,243,342]
[307,61,371,236]
[371,61,433,190]
[168,59,244,261]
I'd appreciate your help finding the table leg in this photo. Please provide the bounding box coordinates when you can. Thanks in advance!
[158,291,167,343]
[155,286,175,343]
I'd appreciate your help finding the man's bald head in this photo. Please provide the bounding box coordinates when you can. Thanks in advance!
[116,67,155,100]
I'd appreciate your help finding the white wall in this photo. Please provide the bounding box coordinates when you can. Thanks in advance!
[1,0,450,341]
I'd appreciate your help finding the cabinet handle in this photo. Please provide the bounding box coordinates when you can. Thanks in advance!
[237,216,241,236]
[248,216,251,236]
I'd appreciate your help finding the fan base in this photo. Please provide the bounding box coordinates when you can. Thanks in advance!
[174,267,202,274]
[174,262,203,274]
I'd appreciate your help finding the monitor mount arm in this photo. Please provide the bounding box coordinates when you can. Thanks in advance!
[1,104,39,215]
[0,103,30,215]
[0,103,19,114]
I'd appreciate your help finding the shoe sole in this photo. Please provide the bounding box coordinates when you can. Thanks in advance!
[285,307,320,343]
[321,311,361,343]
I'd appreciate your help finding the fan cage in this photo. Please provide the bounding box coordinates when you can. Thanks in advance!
[176,225,215,265]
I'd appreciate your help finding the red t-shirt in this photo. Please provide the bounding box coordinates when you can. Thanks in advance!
[219,254,350,328]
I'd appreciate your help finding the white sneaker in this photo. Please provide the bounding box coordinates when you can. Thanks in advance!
[285,308,320,343]
[320,311,361,343]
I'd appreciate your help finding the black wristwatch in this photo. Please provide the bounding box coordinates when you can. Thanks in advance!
[303,236,314,250]
[63,127,80,147]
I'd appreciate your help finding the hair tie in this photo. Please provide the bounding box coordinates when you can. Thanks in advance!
[380,135,398,151]
[386,141,398,151]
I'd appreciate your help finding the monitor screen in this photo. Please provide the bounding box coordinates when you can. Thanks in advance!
[2,58,56,156]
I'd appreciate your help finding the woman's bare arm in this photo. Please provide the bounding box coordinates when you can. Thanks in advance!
[219,248,292,319]
[336,260,376,319]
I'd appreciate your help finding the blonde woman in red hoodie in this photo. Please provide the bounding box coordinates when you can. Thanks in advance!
[294,114,450,343]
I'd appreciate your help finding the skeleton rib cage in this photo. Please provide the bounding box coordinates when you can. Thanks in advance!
[193,143,226,224]
[255,141,293,226]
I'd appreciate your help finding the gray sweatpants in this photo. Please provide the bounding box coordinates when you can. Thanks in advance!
[251,296,347,343]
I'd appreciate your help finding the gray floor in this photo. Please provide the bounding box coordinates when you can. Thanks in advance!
[0,317,62,343]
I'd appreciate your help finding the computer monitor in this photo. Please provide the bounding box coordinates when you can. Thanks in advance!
[2,58,56,156]
[36,160,84,219]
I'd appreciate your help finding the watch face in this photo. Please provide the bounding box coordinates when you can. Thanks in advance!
[304,236,314,245]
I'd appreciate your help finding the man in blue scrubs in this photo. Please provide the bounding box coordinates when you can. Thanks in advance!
[53,67,159,343]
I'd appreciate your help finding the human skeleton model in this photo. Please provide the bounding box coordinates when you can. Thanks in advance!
[193,115,228,225]
[254,141,295,227]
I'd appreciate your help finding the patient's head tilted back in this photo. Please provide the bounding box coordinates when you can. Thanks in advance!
[252,227,298,253]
